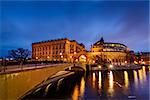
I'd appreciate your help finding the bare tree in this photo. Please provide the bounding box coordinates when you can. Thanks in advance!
[9,48,31,65]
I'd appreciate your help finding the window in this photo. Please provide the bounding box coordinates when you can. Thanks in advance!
[112,59,114,62]
[63,44,65,49]
[59,44,61,49]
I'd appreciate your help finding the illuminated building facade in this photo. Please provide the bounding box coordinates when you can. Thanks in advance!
[91,37,127,52]
[139,52,150,64]
[32,38,85,61]
[90,37,128,65]
[74,37,129,65]
[32,37,131,65]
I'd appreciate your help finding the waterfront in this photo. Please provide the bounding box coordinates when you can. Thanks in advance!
[23,66,149,100]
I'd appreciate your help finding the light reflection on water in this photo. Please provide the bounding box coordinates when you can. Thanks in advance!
[138,69,143,85]
[133,70,138,88]
[124,71,129,88]
[92,72,96,88]
[72,66,148,99]
[80,77,85,97]
[142,66,146,82]
[72,77,85,100]
[72,85,79,100]
[98,71,102,90]
[108,71,114,96]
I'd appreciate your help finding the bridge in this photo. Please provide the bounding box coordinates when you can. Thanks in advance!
[0,63,86,100]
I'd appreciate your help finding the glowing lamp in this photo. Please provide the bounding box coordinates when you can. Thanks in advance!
[36,57,38,59]
[93,61,95,63]
[109,64,113,68]
[98,65,101,69]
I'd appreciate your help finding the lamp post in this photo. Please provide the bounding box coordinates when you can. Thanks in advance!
[47,56,50,65]
[36,57,38,67]
[70,56,72,63]
[60,53,62,63]
[61,55,63,63]
[73,52,77,66]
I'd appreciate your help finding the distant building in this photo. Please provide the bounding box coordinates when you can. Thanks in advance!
[32,38,85,62]
[140,52,150,64]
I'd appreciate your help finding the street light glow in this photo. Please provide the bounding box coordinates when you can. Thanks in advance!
[98,65,101,69]
[109,65,113,68]
[60,53,62,55]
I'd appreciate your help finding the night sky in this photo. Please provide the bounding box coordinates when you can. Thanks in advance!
[0,1,149,57]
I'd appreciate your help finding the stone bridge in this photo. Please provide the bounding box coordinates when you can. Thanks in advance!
[0,63,86,100]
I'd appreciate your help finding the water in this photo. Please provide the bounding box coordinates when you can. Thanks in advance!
[23,66,149,100]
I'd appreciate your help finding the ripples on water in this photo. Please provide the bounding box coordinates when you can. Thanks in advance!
[23,66,149,100]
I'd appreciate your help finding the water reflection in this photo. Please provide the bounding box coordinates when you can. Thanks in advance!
[108,71,114,96]
[80,77,85,97]
[138,69,143,85]
[138,66,147,86]
[98,71,102,89]
[124,71,129,88]
[142,66,146,82]
[72,76,85,100]
[72,85,79,100]
[133,70,138,88]
[92,72,96,88]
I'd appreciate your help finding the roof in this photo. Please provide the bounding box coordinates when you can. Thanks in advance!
[32,38,85,48]
[104,42,127,47]
[32,38,68,44]
[93,37,104,45]
[93,37,127,47]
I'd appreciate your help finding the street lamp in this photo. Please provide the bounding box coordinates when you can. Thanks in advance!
[60,53,62,63]
[98,65,101,69]
[109,64,113,69]
[125,61,127,64]
[74,52,77,55]
[35,57,38,67]
[70,56,72,63]
[36,57,38,60]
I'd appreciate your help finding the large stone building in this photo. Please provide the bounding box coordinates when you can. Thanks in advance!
[32,38,85,62]
[73,37,130,65]
[32,37,130,65]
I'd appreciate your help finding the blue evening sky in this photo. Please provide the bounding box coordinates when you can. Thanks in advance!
[0,1,149,57]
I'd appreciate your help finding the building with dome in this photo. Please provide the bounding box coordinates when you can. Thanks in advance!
[74,37,130,65]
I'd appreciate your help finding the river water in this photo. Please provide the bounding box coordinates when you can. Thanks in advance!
[23,66,149,100]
